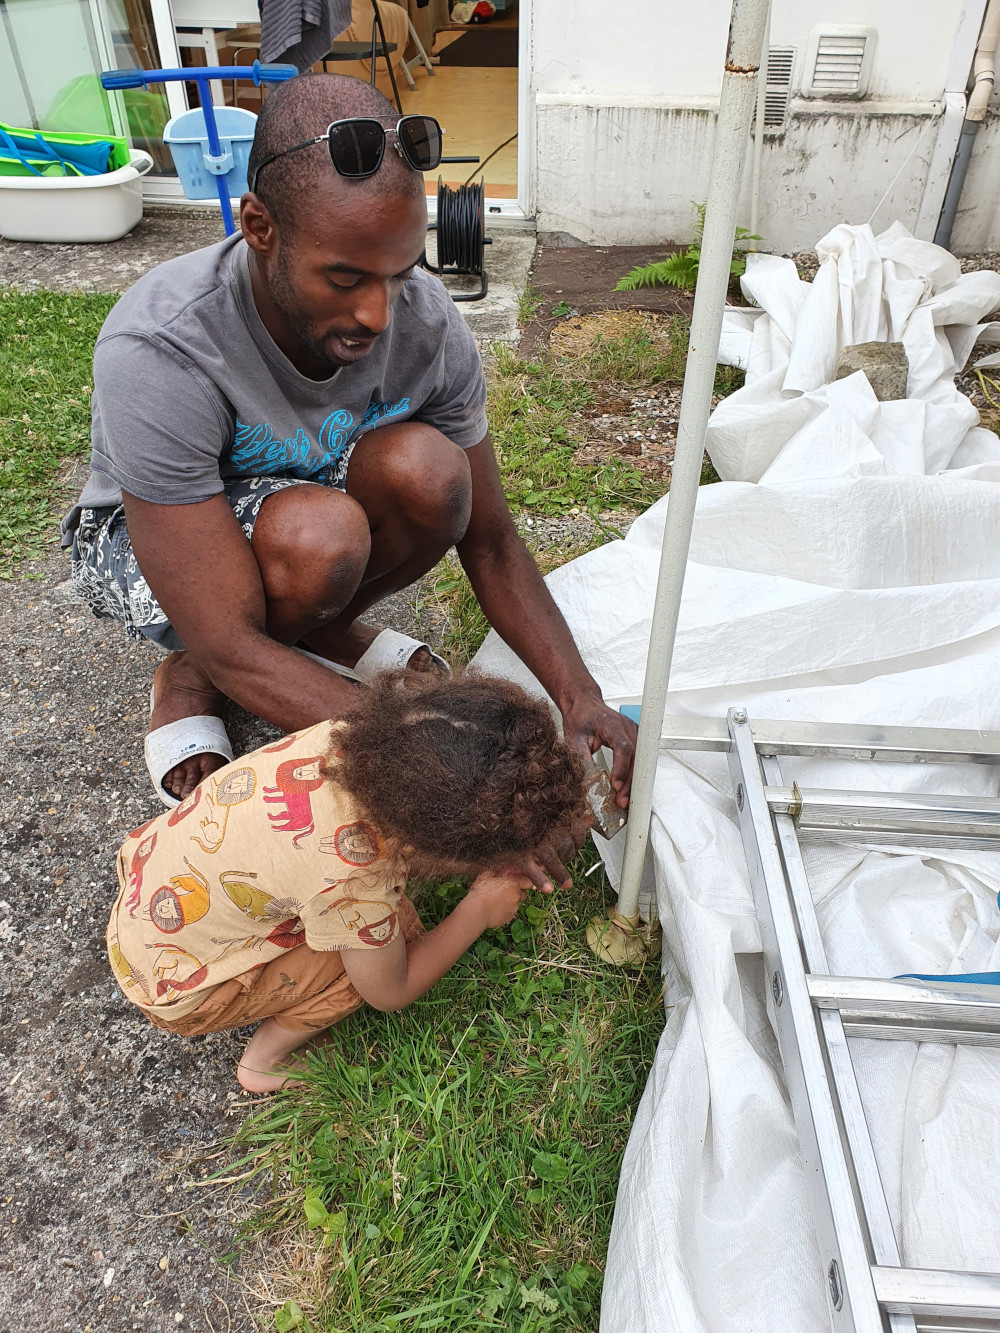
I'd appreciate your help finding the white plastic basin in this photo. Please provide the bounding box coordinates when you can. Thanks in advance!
[0,149,154,244]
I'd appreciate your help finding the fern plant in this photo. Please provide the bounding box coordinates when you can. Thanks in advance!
[616,203,759,292]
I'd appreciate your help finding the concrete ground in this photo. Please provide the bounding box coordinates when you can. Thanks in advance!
[0,206,532,1332]
[0,206,534,345]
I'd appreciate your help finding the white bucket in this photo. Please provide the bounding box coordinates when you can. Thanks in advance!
[0,149,154,244]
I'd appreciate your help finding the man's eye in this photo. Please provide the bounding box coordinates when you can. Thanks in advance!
[330,276,360,290]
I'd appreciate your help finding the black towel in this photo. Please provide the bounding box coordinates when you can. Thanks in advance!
[258,0,352,71]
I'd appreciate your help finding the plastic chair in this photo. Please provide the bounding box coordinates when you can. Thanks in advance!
[100,61,297,236]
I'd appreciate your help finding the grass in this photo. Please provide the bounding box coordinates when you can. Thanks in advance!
[488,326,738,523]
[0,288,118,577]
[229,848,662,1332]
[0,294,736,578]
[515,282,543,326]
[426,534,619,664]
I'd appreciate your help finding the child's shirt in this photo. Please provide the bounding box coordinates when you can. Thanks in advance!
[107,720,408,1021]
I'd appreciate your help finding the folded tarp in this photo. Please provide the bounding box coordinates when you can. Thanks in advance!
[473,222,1000,1333]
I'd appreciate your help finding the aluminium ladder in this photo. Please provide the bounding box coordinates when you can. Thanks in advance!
[645,708,1000,1332]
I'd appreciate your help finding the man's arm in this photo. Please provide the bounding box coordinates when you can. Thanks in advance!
[122,491,357,730]
[457,433,637,805]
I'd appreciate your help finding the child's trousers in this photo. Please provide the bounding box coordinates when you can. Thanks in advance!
[145,895,425,1036]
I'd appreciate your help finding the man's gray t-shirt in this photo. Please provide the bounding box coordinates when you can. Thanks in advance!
[62,233,487,540]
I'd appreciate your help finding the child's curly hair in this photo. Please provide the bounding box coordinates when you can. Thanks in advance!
[331,669,589,867]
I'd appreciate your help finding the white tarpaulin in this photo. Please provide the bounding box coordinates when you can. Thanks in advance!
[472,223,1000,1332]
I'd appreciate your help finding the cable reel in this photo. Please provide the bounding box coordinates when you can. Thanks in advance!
[423,177,491,302]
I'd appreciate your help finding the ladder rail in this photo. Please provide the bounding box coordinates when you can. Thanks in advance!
[723,712,1000,1332]
[644,712,1000,764]
[729,715,885,1332]
[763,759,918,1333]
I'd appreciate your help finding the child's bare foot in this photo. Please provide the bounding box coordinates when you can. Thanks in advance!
[236,1017,331,1093]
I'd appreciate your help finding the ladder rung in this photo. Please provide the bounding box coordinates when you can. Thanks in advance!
[766,786,1000,849]
[648,713,1000,763]
[873,1266,1000,1320]
[807,976,1000,1046]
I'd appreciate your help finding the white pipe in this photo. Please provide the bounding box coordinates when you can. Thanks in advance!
[968,0,1000,122]
[614,0,769,923]
[748,0,771,249]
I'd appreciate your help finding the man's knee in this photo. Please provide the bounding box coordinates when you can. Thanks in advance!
[355,424,473,542]
[252,485,371,619]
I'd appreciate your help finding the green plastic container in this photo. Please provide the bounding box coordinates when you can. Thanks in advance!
[0,120,130,178]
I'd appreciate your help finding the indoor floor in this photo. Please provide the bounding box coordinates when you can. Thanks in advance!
[221,2,519,199]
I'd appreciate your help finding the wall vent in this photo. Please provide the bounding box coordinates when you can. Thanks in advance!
[802,25,876,99]
[763,46,795,128]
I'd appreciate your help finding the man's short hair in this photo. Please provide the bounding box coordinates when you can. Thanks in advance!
[247,73,426,225]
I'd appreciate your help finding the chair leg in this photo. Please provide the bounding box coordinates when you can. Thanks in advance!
[370,1,403,112]
[201,29,225,105]
[405,14,435,76]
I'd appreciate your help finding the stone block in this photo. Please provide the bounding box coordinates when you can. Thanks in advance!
[834,341,909,401]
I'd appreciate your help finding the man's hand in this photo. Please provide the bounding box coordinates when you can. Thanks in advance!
[458,436,638,814]
[466,869,535,928]
[560,694,638,809]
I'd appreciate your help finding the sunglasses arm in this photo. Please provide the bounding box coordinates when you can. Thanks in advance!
[440,156,480,164]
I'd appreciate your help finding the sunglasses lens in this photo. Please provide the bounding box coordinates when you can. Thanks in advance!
[328,119,385,178]
[397,116,442,172]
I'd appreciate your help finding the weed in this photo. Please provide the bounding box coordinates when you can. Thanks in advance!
[487,342,664,519]
[232,848,662,1332]
[0,288,117,577]
[975,369,1000,434]
[516,283,543,325]
[551,299,572,318]
[616,203,760,293]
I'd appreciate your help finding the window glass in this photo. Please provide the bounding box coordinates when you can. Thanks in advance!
[0,0,175,175]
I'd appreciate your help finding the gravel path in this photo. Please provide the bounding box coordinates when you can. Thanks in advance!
[1,557,267,1332]
[0,506,630,1332]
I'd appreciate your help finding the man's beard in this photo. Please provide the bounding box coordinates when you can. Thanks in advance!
[269,247,337,368]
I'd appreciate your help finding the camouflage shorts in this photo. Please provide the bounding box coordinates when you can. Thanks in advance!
[69,475,316,651]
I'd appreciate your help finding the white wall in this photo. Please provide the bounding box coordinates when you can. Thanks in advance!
[529,0,996,253]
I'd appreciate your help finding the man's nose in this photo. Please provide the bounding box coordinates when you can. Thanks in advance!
[350,283,392,337]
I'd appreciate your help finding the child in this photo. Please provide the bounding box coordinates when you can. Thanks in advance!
[107,670,589,1092]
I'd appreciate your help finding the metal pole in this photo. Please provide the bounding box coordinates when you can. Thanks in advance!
[748,0,771,248]
[613,0,769,922]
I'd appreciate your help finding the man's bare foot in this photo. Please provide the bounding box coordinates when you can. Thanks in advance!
[304,621,442,675]
[236,1017,333,1093]
[149,651,228,800]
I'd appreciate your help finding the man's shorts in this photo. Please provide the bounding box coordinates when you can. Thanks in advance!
[69,475,316,652]
[144,895,425,1036]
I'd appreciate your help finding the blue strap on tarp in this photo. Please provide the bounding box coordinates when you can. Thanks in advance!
[897,971,1000,985]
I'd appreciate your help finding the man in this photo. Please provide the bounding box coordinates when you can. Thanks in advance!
[63,74,635,888]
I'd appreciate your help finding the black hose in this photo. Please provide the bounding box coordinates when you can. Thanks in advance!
[437,177,484,272]
[463,132,517,187]
[423,178,488,300]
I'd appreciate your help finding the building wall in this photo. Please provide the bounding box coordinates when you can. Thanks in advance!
[530,0,994,253]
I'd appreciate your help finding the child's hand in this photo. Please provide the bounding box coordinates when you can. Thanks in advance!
[467,870,534,929]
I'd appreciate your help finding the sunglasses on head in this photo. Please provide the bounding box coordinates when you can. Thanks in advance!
[249,114,471,196]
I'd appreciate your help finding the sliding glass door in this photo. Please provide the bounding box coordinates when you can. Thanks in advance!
[0,0,180,175]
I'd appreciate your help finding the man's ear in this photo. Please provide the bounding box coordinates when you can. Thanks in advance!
[240,193,279,256]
